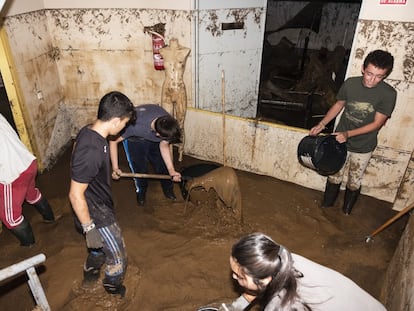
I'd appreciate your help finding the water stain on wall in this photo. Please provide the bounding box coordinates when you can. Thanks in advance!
[204,8,263,37]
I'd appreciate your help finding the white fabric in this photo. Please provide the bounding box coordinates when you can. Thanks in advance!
[0,114,35,184]
[292,253,386,311]
[228,253,386,311]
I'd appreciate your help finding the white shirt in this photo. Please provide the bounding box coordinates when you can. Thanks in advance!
[0,114,35,184]
[287,254,386,311]
[228,253,386,311]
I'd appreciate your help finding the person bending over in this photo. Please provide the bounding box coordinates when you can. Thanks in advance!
[109,104,181,206]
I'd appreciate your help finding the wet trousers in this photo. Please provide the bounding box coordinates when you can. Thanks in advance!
[84,222,127,287]
[328,151,372,190]
[122,138,173,194]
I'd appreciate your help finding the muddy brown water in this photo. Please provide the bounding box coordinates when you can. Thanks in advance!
[0,143,407,310]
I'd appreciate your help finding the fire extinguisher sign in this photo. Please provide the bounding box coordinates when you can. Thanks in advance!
[380,0,406,4]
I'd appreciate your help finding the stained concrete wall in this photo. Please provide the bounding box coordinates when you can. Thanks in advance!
[381,213,414,311]
[195,2,266,118]
[184,108,325,188]
[1,0,414,211]
[2,2,193,167]
[3,10,64,166]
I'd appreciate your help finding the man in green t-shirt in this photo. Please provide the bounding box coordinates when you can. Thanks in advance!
[309,50,397,215]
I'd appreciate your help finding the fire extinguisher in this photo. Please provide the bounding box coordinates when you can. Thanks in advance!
[151,32,165,70]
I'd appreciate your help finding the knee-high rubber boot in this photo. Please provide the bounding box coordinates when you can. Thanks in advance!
[34,197,55,222]
[321,180,341,208]
[343,187,361,215]
[10,219,35,246]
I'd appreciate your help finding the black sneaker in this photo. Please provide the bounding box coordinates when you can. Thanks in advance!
[163,188,177,201]
[136,192,146,206]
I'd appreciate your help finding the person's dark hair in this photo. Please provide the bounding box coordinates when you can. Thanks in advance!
[154,115,182,144]
[232,233,311,311]
[363,50,394,76]
[97,91,136,122]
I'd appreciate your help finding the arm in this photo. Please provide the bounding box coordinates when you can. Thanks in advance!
[69,179,103,249]
[309,100,346,136]
[69,180,91,225]
[159,140,181,182]
[333,111,389,143]
[109,136,124,180]
[220,293,256,311]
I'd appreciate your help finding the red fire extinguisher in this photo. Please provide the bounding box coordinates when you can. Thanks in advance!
[151,32,165,70]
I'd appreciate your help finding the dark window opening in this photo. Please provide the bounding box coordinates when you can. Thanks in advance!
[257,0,362,131]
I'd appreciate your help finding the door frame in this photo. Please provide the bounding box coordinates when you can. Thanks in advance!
[0,26,42,170]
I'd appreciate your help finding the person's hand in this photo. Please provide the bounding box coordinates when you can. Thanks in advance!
[170,171,182,182]
[112,168,122,180]
[333,131,349,143]
[82,222,104,249]
[309,122,325,136]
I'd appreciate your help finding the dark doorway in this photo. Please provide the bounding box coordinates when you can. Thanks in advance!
[257,0,362,131]
[0,72,17,131]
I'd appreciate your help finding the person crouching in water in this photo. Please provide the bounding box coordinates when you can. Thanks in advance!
[224,233,386,310]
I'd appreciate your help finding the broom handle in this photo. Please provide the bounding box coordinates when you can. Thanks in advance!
[369,201,414,238]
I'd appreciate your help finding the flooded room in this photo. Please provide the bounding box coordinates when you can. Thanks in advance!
[0,0,413,310]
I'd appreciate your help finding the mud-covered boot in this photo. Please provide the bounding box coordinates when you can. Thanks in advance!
[83,250,106,285]
[103,283,126,297]
[343,187,361,215]
[34,197,55,222]
[321,180,341,208]
[10,218,35,246]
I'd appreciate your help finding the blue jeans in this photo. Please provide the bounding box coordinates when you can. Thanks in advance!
[122,138,173,194]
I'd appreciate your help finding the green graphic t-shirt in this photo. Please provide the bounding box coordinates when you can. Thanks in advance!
[335,76,396,153]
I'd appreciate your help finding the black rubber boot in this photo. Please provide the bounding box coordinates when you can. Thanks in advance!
[103,283,126,297]
[34,197,55,222]
[136,192,146,206]
[83,250,106,285]
[162,186,177,201]
[342,187,360,215]
[10,218,35,246]
[321,180,341,208]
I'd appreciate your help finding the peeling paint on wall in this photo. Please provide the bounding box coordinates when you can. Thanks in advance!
[197,7,265,118]
[4,7,192,169]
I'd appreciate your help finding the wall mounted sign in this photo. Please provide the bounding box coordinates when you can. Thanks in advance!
[380,0,407,4]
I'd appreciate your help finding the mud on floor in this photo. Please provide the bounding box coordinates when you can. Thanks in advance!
[0,147,407,310]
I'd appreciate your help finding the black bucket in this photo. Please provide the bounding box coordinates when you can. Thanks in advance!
[297,135,347,176]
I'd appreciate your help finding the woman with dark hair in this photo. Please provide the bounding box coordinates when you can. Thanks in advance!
[221,233,386,311]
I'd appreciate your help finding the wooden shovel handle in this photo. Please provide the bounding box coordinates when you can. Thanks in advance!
[120,172,171,180]
[368,201,414,238]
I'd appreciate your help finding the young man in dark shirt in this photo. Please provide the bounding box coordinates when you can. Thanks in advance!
[310,50,397,215]
[69,91,135,296]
